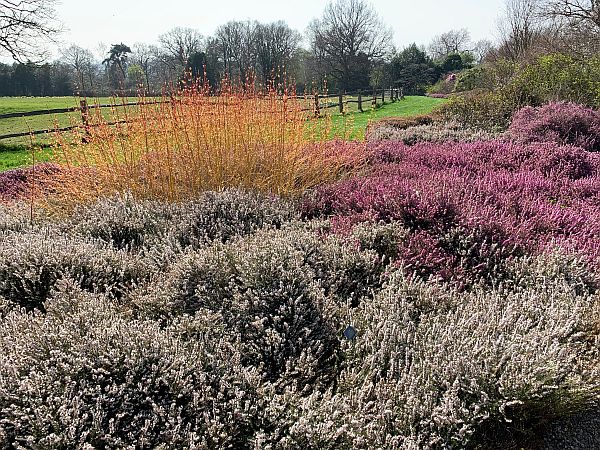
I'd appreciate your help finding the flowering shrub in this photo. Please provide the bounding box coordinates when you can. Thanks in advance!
[67,190,296,251]
[261,267,600,448]
[0,184,598,447]
[366,120,499,144]
[0,163,59,202]
[0,203,32,232]
[367,115,434,134]
[426,92,449,99]
[508,102,600,152]
[171,190,297,249]
[303,140,600,284]
[0,230,152,311]
[133,227,386,390]
[0,281,267,448]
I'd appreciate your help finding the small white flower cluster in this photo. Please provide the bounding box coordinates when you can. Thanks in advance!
[367,121,499,145]
[65,190,297,252]
[0,229,152,312]
[0,194,598,448]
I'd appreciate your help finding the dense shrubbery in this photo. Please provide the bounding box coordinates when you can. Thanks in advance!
[2,93,600,446]
[436,54,600,131]
[0,230,152,311]
[303,140,600,285]
[67,190,297,251]
[367,114,434,133]
[436,89,523,130]
[508,102,600,152]
[367,120,498,144]
[0,163,59,202]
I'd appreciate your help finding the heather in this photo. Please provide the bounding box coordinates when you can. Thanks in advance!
[0,251,597,448]
[366,120,499,144]
[2,102,600,448]
[303,140,600,286]
[508,102,600,152]
[0,163,59,202]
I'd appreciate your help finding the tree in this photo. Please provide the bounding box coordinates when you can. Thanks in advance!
[497,0,543,61]
[0,0,61,62]
[61,45,97,93]
[537,0,600,55]
[131,43,157,92]
[386,44,439,95]
[255,21,301,85]
[102,43,132,89]
[158,27,203,70]
[428,29,472,61]
[473,39,494,63]
[540,0,600,28]
[308,0,393,91]
[214,20,259,81]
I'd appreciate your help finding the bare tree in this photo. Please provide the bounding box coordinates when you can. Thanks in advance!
[158,27,203,70]
[497,0,544,60]
[255,21,301,85]
[0,0,61,62]
[60,45,97,93]
[307,0,393,91]
[540,0,600,27]
[473,39,494,63]
[428,29,472,61]
[536,0,600,54]
[131,43,157,92]
[214,20,259,81]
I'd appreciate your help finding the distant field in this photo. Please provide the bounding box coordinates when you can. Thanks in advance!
[0,95,445,171]
[0,96,150,147]
[329,95,445,140]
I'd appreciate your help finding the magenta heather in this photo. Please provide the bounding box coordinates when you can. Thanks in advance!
[0,164,60,202]
[303,140,600,284]
[508,102,600,152]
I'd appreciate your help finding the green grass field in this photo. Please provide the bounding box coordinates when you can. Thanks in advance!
[0,95,445,171]
[329,96,445,139]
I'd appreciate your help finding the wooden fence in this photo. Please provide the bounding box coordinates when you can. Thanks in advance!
[0,88,404,141]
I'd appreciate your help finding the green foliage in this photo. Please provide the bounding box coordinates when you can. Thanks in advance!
[385,44,439,95]
[436,89,522,130]
[513,53,600,107]
[437,53,600,130]
[454,66,490,92]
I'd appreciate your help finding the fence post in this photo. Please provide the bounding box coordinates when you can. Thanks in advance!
[400,87,405,100]
[371,89,376,109]
[382,88,385,103]
[314,93,320,117]
[338,92,343,114]
[358,90,363,112]
[80,99,90,142]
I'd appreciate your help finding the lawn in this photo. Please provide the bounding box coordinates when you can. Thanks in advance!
[0,96,148,147]
[329,95,445,139]
[0,95,444,171]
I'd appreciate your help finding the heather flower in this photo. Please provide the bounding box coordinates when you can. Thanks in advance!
[304,139,600,284]
[508,102,600,152]
[366,121,499,144]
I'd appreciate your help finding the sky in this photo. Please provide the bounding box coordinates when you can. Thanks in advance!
[46,0,506,60]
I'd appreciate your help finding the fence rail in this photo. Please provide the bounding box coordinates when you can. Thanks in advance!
[0,88,404,141]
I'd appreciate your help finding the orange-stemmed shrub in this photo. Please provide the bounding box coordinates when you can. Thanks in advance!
[43,78,365,209]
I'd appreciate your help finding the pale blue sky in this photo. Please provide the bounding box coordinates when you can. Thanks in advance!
[54,0,505,58]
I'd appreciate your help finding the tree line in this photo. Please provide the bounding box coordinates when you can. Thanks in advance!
[1,0,598,97]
